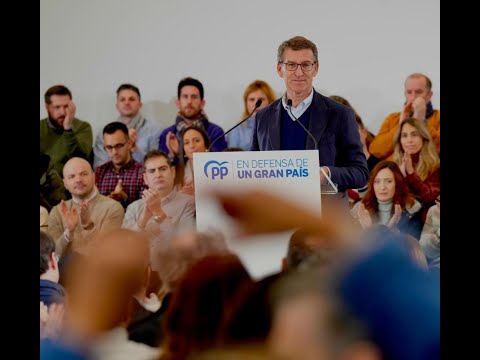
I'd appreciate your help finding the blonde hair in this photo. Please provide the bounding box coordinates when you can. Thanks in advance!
[393,118,439,181]
[242,80,276,119]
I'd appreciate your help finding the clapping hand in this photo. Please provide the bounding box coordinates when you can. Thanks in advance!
[166,131,179,156]
[387,204,402,228]
[59,200,79,233]
[110,178,128,202]
[357,203,373,229]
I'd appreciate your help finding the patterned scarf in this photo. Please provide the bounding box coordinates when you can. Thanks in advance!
[175,111,209,134]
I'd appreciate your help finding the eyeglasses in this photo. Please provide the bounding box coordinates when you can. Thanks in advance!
[104,142,127,152]
[282,61,317,72]
[53,253,59,262]
[435,197,440,203]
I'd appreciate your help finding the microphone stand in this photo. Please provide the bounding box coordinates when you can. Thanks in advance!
[207,99,263,152]
[286,100,338,194]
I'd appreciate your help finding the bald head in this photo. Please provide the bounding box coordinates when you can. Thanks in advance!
[63,157,92,176]
[405,73,432,91]
[63,157,96,200]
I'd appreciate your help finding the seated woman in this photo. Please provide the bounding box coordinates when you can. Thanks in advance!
[393,118,440,222]
[350,160,423,239]
[227,80,276,151]
[176,125,211,196]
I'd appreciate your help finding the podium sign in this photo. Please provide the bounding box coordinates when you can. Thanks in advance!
[192,150,321,278]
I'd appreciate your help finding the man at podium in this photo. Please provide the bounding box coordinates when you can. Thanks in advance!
[251,36,368,196]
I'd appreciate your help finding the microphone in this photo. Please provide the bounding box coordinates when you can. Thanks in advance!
[208,99,263,152]
[286,99,318,150]
[286,99,336,193]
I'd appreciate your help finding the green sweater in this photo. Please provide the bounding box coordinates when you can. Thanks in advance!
[40,118,93,175]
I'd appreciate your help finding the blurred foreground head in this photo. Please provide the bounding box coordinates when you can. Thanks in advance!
[154,229,230,291]
[269,268,380,360]
[64,228,150,335]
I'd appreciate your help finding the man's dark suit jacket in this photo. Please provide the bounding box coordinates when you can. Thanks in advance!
[251,90,368,192]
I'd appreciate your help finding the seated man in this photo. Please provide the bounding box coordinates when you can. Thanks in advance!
[40,85,93,175]
[95,122,145,209]
[48,157,124,258]
[122,150,196,261]
[159,77,227,163]
[369,73,440,160]
[40,231,66,306]
[93,83,163,169]
[283,228,333,272]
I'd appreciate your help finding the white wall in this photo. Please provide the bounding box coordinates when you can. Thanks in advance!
[40,0,440,138]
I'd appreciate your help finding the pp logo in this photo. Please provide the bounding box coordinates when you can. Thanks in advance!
[204,160,229,180]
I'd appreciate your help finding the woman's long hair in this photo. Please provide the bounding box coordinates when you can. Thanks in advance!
[241,80,276,119]
[362,161,416,216]
[175,125,211,187]
[160,254,253,360]
[393,118,439,181]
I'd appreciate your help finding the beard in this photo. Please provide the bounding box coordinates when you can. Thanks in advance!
[48,111,65,128]
[179,107,202,121]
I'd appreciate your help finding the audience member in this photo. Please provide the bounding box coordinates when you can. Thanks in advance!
[398,233,428,271]
[369,73,440,160]
[88,231,161,360]
[126,267,165,348]
[269,268,380,360]
[48,157,124,257]
[41,228,159,359]
[93,83,163,169]
[251,35,368,194]
[154,230,230,292]
[419,196,440,271]
[127,230,229,349]
[393,117,440,222]
[122,150,195,262]
[350,161,423,239]
[219,272,282,347]
[40,231,66,306]
[160,254,253,360]
[159,77,227,163]
[227,80,276,150]
[95,122,145,209]
[211,189,439,360]
[284,228,333,272]
[175,125,210,196]
[40,85,93,175]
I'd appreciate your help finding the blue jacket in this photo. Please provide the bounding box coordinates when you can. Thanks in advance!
[339,226,440,360]
[40,279,66,306]
[251,90,368,191]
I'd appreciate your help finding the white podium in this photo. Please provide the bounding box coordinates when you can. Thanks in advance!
[193,150,321,278]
